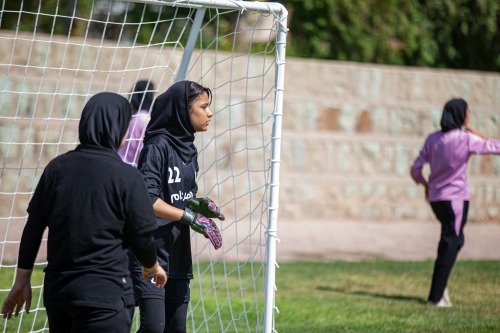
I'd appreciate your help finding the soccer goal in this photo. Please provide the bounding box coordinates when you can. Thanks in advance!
[0,0,287,332]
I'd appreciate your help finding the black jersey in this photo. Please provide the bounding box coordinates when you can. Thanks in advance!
[20,93,158,311]
[24,146,158,310]
[137,135,198,279]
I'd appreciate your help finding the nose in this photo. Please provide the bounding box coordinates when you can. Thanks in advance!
[207,108,213,118]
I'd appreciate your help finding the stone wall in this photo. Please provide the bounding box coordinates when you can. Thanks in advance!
[1,31,500,225]
[280,59,500,223]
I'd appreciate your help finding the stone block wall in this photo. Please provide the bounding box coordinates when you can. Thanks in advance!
[1,31,500,224]
[280,59,500,223]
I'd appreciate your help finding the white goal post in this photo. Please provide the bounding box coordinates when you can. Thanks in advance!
[0,0,287,332]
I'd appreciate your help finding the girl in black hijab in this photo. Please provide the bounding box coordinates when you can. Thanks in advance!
[130,81,223,333]
[1,93,167,333]
[411,98,500,307]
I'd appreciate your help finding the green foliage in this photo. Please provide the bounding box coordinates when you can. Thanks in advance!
[283,0,500,71]
[0,0,238,53]
[1,1,499,71]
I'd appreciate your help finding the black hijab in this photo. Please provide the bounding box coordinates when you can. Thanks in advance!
[144,81,197,162]
[131,80,154,113]
[440,98,468,133]
[79,92,132,151]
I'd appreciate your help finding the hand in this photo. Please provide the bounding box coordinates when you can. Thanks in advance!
[142,261,167,289]
[188,196,225,221]
[179,208,223,249]
[191,223,209,239]
[179,207,203,237]
[2,280,32,320]
[192,214,222,250]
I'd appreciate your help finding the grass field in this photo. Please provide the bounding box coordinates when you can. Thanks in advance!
[0,260,499,332]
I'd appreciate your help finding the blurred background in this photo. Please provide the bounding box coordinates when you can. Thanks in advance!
[1,0,500,222]
[1,0,500,261]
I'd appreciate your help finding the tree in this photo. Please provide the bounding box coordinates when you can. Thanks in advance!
[282,0,500,71]
[2,0,499,71]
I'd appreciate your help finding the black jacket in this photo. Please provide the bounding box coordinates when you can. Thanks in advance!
[137,81,200,279]
[20,93,158,310]
[138,136,198,279]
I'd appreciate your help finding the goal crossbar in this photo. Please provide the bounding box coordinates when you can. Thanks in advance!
[121,0,287,15]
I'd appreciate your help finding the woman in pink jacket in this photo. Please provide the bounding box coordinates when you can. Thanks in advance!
[411,98,500,307]
[119,80,155,167]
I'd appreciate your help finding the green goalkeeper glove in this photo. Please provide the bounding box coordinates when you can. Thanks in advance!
[187,196,225,221]
[179,207,222,250]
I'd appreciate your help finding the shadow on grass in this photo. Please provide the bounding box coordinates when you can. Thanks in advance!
[316,286,427,304]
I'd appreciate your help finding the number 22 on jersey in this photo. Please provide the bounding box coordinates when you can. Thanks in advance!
[168,167,182,183]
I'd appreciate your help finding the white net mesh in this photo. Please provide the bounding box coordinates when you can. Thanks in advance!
[0,0,285,332]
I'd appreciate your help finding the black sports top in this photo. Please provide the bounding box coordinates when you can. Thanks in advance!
[137,135,198,279]
[20,93,158,310]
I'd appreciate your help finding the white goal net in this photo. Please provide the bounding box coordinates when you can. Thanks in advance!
[0,0,287,332]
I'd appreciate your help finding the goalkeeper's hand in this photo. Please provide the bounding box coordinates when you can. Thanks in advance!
[179,208,222,250]
[142,261,167,289]
[187,196,225,221]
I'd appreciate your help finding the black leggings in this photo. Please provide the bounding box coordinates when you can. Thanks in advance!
[428,201,469,303]
[136,299,188,333]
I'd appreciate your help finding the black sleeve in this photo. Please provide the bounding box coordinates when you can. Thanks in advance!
[123,172,158,268]
[129,231,157,269]
[19,168,50,269]
[137,144,165,205]
[17,217,46,269]
[123,171,158,235]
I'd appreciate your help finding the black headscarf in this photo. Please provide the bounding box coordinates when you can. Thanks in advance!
[130,80,154,113]
[144,81,197,162]
[440,98,468,133]
[79,92,132,151]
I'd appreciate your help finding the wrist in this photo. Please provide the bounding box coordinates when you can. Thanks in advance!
[145,260,159,270]
[179,207,195,226]
[15,268,33,284]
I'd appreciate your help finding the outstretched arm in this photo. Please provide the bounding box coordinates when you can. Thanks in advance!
[464,127,490,141]
[466,128,500,155]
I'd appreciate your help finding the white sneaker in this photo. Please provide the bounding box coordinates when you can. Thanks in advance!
[427,288,452,307]
[442,288,452,306]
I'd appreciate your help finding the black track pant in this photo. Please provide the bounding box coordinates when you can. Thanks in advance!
[428,200,469,303]
[136,299,188,333]
[46,303,134,333]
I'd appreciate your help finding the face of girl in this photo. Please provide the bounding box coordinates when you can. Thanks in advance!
[190,92,213,132]
[463,107,470,127]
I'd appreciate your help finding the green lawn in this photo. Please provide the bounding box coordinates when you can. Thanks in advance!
[1,260,499,332]
[274,260,500,333]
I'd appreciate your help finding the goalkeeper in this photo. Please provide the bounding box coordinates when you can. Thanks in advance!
[130,81,223,333]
